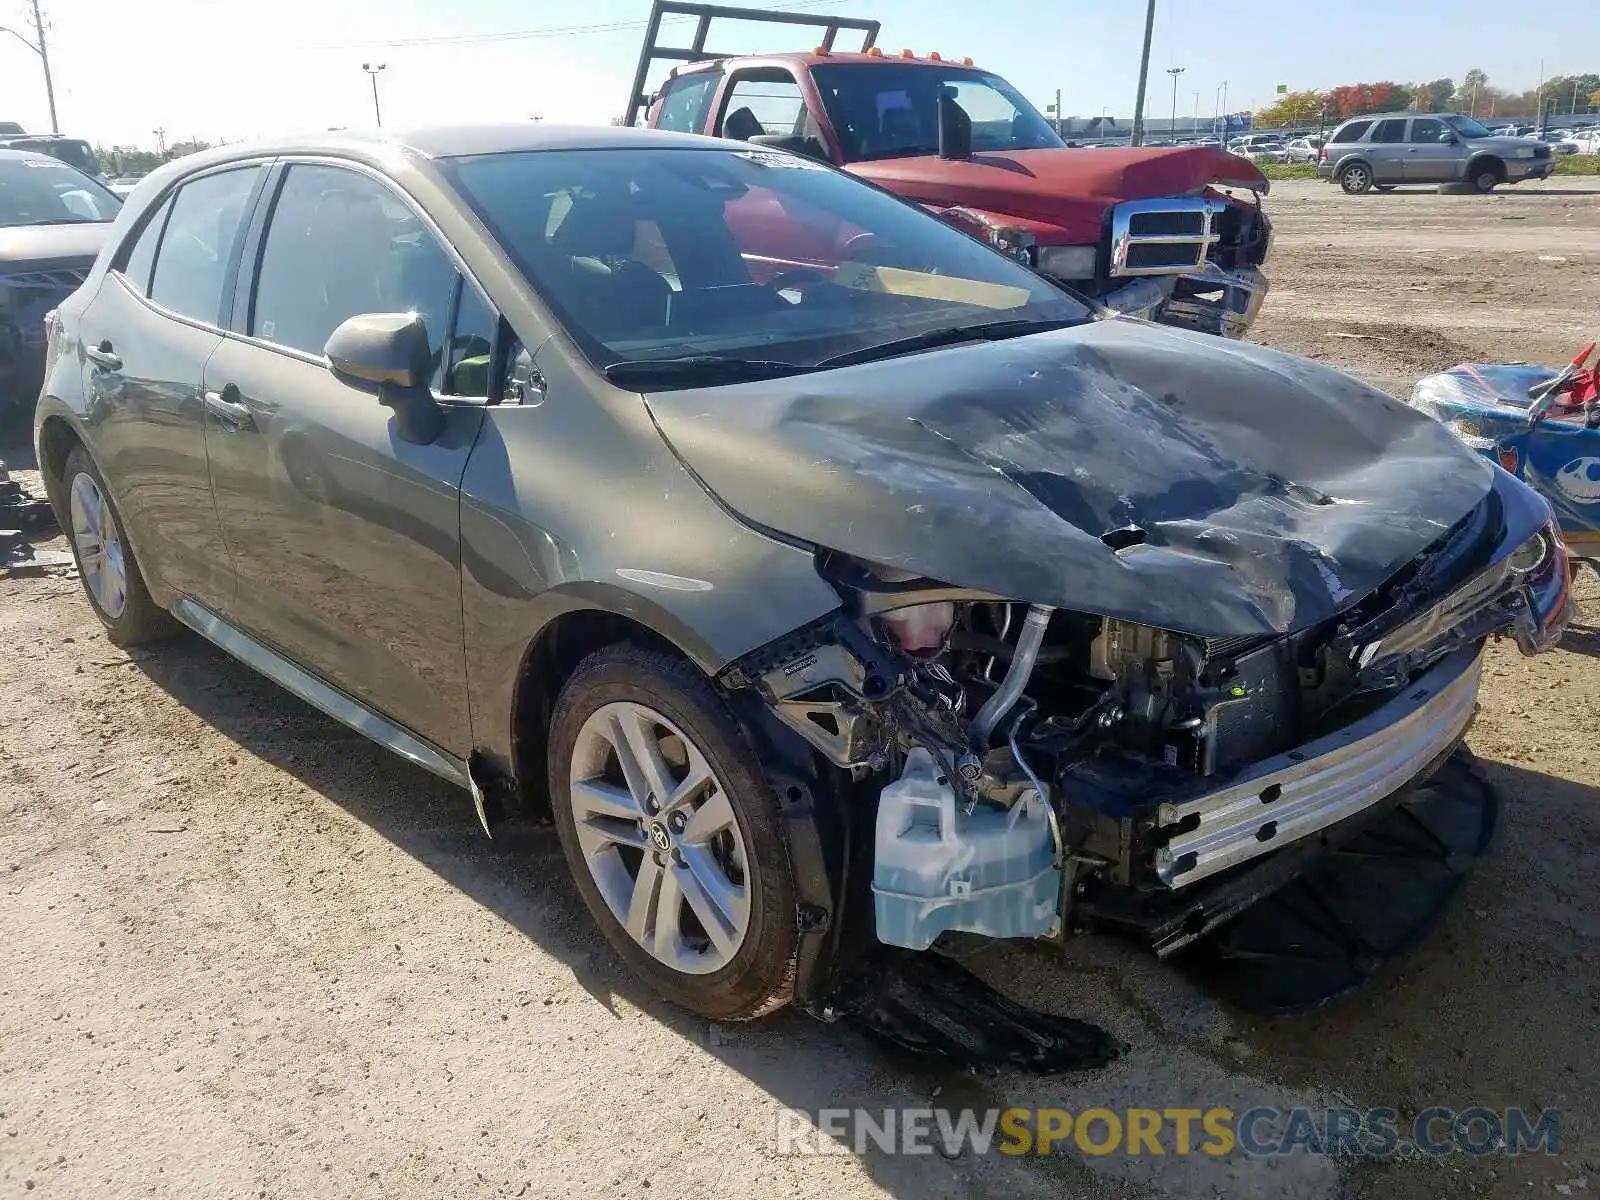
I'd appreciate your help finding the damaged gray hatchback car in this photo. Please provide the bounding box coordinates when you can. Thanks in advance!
[35,125,1572,1035]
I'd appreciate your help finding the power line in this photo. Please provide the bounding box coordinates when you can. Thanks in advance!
[304,0,851,52]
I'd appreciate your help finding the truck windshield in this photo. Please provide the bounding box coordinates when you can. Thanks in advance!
[441,146,1087,382]
[809,63,1065,162]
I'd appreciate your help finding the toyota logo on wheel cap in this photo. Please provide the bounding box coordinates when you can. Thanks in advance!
[648,822,672,853]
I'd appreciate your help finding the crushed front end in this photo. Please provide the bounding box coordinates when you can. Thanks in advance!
[1100,193,1272,340]
[722,468,1569,995]
[944,186,1272,340]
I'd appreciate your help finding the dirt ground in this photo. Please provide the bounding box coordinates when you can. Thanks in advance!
[3,177,1600,1200]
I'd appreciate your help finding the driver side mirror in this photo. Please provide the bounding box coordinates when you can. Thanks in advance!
[937,89,973,161]
[324,312,444,444]
[1439,132,1458,143]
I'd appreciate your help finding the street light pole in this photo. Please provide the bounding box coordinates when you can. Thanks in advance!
[1129,0,1156,146]
[1166,66,1185,142]
[362,62,387,127]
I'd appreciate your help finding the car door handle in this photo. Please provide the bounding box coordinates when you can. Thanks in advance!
[85,341,121,371]
[203,389,254,431]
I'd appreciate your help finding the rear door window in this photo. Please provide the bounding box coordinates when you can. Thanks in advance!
[1369,119,1407,144]
[1335,120,1372,143]
[117,195,173,294]
[147,166,262,325]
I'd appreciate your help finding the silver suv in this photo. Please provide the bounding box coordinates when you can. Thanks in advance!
[1317,112,1554,194]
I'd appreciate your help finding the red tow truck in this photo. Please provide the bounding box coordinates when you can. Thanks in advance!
[625,2,1273,338]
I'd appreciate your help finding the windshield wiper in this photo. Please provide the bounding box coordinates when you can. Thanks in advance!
[603,356,808,389]
[814,318,1081,369]
[22,217,104,226]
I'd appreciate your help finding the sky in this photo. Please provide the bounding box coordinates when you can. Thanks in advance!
[0,0,1596,148]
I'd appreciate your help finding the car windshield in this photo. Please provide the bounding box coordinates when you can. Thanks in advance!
[441,146,1088,379]
[1443,115,1493,138]
[808,63,1064,161]
[0,157,121,227]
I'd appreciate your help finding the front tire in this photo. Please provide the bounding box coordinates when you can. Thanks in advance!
[1339,163,1374,194]
[548,644,798,1021]
[61,445,174,646]
[1471,160,1503,192]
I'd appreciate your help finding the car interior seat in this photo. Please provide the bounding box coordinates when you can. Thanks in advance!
[549,189,672,335]
[722,106,765,142]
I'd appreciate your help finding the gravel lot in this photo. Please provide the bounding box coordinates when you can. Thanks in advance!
[3,178,1599,1200]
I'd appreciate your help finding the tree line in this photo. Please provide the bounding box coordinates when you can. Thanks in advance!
[95,141,212,177]
[1255,70,1600,128]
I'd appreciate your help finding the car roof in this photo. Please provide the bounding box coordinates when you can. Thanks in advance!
[1339,112,1462,123]
[0,146,60,164]
[165,122,754,173]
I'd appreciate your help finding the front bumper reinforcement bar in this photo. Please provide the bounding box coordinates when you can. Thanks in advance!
[1154,645,1485,887]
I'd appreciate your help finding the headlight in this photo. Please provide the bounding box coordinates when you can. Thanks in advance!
[1037,244,1098,280]
[1508,529,1552,575]
[1512,147,1537,159]
[987,226,1036,267]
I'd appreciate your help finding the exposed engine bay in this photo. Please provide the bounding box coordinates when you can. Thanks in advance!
[725,508,1568,962]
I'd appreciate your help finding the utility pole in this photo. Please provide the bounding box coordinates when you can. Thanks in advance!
[152,127,166,156]
[1055,87,1062,137]
[1192,90,1200,134]
[1129,0,1156,146]
[1165,66,1185,142]
[362,62,387,127]
[29,0,56,134]
[1,0,59,133]
[1535,58,1544,133]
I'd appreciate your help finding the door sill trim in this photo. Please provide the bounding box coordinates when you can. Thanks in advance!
[170,598,475,798]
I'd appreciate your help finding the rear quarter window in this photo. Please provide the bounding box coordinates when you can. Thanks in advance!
[1334,120,1372,143]
[654,72,721,133]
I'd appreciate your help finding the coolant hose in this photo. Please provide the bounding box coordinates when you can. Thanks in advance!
[969,604,1054,755]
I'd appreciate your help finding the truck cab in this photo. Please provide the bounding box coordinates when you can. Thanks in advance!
[628,3,1273,339]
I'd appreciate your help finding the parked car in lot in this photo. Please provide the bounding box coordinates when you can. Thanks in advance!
[0,134,108,185]
[1227,133,1284,154]
[1284,136,1323,163]
[1318,112,1555,193]
[0,149,121,421]
[33,124,1572,1022]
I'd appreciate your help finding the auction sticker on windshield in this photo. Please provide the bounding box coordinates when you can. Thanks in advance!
[832,261,1033,310]
[737,150,827,170]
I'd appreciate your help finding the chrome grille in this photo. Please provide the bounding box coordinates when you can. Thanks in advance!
[1109,196,1226,278]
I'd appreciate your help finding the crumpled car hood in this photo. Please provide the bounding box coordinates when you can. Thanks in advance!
[643,320,1496,638]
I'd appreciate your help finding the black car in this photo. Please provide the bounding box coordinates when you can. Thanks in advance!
[1,148,120,423]
[32,125,1571,1029]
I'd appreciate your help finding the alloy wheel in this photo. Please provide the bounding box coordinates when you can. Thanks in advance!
[567,701,751,975]
[69,471,127,620]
